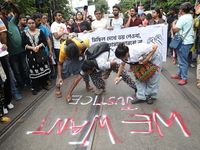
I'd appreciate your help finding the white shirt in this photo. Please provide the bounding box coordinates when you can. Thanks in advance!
[96,50,121,71]
[109,18,124,29]
[50,22,67,49]
[127,43,153,63]
[80,50,122,75]
[92,19,108,31]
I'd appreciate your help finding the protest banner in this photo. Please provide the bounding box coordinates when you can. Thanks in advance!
[78,24,168,61]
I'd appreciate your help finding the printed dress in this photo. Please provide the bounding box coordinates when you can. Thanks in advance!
[22,29,51,79]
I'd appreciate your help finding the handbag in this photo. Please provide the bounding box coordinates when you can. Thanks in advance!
[169,25,193,50]
[169,35,183,50]
[35,47,48,63]
[130,61,159,82]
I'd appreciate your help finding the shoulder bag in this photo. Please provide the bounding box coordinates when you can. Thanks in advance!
[169,25,193,50]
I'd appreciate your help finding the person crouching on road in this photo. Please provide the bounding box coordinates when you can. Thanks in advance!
[55,38,94,98]
[66,42,137,102]
[114,43,162,105]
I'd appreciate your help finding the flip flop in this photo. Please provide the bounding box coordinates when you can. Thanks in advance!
[197,81,200,89]
[55,92,62,98]
[0,117,11,123]
[86,86,95,92]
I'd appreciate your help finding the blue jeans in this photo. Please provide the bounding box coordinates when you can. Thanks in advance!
[5,57,18,95]
[9,51,30,88]
[136,50,162,100]
[176,44,193,80]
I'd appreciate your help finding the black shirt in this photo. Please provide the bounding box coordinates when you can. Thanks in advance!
[167,14,178,31]
[71,21,91,33]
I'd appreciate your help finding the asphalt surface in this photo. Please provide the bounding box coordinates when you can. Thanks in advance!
[0,57,200,150]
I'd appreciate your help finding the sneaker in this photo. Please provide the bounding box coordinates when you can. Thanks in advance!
[7,103,14,110]
[190,64,195,68]
[178,79,187,85]
[3,107,8,115]
[170,74,181,79]
[95,88,106,95]
[13,93,22,101]
[131,98,146,104]
[146,97,153,105]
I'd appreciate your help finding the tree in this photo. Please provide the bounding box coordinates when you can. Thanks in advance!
[0,0,74,19]
[88,0,109,14]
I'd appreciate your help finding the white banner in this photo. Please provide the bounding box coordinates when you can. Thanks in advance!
[78,24,168,61]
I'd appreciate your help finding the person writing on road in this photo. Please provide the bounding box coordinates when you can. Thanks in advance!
[66,42,137,102]
[114,43,162,105]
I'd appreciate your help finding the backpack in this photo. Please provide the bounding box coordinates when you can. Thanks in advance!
[85,42,110,70]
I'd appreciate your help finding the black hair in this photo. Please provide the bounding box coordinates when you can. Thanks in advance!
[76,11,83,20]
[65,40,79,59]
[115,43,129,58]
[94,9,102,14]
[180,2,192,14]
[81,60,95,72]
[19,15,27,20]
[26,17,35,22]
[32,12,42,20]
[170,6,176,11]
[113,6,121,11]
[86,17,92,22]
[141,13,146,16]
[146,13,152,21]
[130,6,138,13]
[69,18,75,22]
[154,8,162,18]
[53,10,62,18]
[160,7,163,10]
[84,5,88,10]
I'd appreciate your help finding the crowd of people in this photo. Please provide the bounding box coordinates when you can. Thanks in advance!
[0,0,199,123]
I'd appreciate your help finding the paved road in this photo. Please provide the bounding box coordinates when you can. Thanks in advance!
[0,57,200,150]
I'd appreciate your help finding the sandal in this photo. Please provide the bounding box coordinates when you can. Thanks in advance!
[197,81,200,89]
[47,80,52,85]
[86,86,95,92]
[55,91,62,98]
[0,117,11,123]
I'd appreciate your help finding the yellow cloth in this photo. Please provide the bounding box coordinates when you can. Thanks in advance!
[190,18,199,52]
[59,38,90,63]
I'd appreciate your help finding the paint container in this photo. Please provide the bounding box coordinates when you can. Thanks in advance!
[115,76,122,85]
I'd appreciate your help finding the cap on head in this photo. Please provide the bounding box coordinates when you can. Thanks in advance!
[72,37,90,51]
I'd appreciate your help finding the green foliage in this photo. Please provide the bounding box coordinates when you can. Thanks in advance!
[88,0,109,14]
[51,0,74,19]
[116,0,196,15]
[0,0,74,19]
[1,0,37,14]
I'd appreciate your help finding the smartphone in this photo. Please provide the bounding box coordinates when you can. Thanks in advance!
[1,2,8,9]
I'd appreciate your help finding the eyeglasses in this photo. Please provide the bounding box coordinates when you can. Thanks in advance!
[27,22,35,25]
[95,13,102,15]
